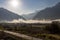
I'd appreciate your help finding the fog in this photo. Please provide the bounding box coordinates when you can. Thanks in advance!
[0,19,60,23]
[5,19,52,23]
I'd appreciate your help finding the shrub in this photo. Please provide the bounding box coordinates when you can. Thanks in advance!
[45,21,60,34]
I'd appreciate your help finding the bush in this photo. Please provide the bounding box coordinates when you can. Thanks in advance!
[45,21,60,34]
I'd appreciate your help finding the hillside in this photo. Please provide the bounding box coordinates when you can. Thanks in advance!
[33,2,60,20]
[0,8,25,21]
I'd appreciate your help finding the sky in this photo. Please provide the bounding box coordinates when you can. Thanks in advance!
[0,0,60,15]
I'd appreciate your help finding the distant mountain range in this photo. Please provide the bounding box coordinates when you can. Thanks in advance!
[33,2,60,20]
[0,8,25,21]
[1,2,60,21]
[22,13,37,20]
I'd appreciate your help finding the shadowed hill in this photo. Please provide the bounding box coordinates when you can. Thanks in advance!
[0,8,25,21]
[33,2,60,20]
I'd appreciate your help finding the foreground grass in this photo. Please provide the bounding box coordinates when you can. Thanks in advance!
[12,26,60,40]
[0,21,60,40]
[18,31,60,40]
[33,34,60,40]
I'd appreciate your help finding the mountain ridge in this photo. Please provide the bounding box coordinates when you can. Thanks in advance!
[0,8,25,21]
[33,2,60,20]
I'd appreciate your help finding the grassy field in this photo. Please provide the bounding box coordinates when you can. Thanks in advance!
[0,21,60,40]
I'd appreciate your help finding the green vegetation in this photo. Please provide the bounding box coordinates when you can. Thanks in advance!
[45,21,60,34]
[0,26,27,40]
[0,21,60,40]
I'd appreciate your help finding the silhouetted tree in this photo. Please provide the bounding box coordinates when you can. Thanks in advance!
[45,21,60,34]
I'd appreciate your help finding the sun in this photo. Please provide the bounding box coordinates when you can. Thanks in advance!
[9,0,21,8]
[11,0,19,7]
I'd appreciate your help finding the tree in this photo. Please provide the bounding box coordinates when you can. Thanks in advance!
[45,21,60,34]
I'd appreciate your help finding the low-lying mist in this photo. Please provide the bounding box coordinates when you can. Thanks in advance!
[0,19,60,23]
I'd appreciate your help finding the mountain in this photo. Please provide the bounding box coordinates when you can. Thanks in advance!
[22,13,37,20]
[33,2,60,20]
[0,8,25,21]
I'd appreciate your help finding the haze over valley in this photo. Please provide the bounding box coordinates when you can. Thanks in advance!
[0,0,60,40]
[0,2,60,23]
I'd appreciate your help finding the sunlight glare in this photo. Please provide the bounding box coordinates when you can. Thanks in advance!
[9,0,21,8]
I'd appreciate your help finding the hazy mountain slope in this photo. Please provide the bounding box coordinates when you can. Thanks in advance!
[0,8,25,21]
[22,13,37,20]
[33,2,60,20]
